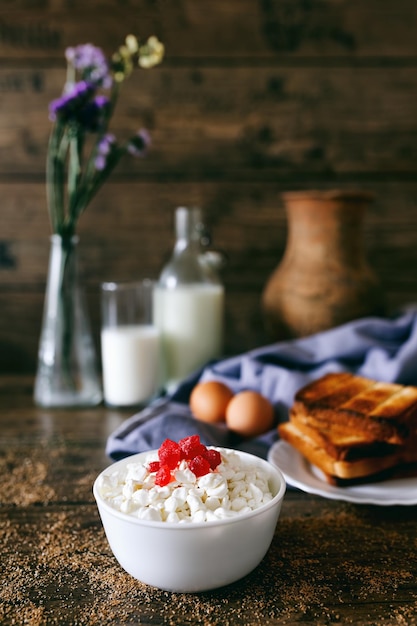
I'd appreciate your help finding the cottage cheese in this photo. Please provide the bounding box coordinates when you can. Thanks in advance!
[98,448,273,523]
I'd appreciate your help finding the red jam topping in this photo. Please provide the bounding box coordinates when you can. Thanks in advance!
[148,435,221,487]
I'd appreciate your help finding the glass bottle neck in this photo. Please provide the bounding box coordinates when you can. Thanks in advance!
[174,206,202,253]
[158,206,219,287]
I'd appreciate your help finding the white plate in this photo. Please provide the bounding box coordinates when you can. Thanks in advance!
[268,440,417,506]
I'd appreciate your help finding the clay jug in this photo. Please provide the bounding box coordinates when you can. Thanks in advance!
[262,190,385,340]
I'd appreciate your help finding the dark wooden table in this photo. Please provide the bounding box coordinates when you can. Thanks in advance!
[1,376,417,625]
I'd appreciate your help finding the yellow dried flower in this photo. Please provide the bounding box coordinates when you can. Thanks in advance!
[138,36,165,68]
[125,34,139,54]
[119,45,134,76]
[112,46,133,83]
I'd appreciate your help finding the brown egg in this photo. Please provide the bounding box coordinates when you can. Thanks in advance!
[190,381,234,423]
[225,390,274,437]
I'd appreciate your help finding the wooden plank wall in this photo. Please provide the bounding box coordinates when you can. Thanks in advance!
[1,1,417,373]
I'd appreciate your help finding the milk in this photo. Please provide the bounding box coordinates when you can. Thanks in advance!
[153,284,224,390]
[101,324,160,406]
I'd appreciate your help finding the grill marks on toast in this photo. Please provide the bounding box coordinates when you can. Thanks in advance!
[343,382,403,416]
[294,372,372,406]
[292,373,417,444]
[279,372,417,486]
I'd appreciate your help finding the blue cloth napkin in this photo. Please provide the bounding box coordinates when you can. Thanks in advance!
[106,306,417,461]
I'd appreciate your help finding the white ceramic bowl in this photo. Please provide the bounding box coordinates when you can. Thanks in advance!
[93,448,286,593]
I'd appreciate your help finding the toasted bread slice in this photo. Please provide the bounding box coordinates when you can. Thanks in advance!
[326,462,417,487]
[278,420,417,483]
[292,373,417,444]
[289,412,398,461]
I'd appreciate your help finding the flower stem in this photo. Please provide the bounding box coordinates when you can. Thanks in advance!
[59,235,78,391]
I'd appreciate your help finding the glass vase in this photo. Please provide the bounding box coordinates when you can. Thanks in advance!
[34,234,103,407]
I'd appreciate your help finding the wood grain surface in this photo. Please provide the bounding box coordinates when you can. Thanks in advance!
[1,1,417,372]
[1,377,417,625]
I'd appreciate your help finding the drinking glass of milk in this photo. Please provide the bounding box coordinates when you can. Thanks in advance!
[101,280,161,407]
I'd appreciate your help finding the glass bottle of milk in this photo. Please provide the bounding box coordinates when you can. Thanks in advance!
[154,206,224,392]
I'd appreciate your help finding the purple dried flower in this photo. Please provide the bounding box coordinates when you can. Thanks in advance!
[49,80,94,122]
[98,133,116,154]
[66,44,112,89]
[127,129,151,157]
[78,95,110,132]
[94,134,116,170]
[46,34,164,237]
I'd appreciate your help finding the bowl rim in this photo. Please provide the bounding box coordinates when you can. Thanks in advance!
[93,447,286,530]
